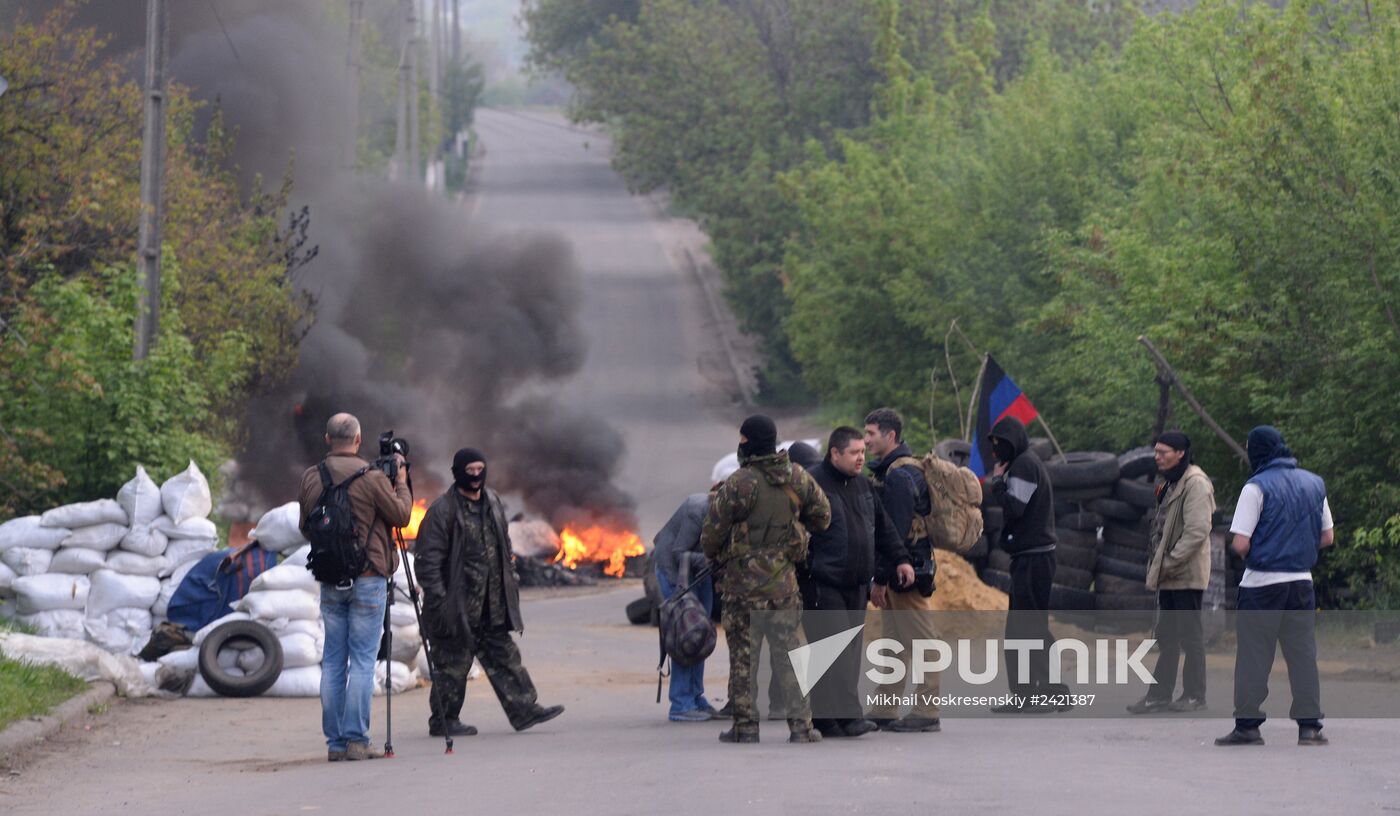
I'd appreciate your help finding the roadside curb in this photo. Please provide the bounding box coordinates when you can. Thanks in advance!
[679,247,758,406]
[0,681,116,760]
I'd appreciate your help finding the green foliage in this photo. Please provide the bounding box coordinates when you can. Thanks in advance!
[0,635,89,731]
[1322,516,1400,610]
[0,265,234,515]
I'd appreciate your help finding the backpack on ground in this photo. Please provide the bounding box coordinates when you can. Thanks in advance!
[655,562,717,701]
[303,463,371,586]
[890,452,985,554]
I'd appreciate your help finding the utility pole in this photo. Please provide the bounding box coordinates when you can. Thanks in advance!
[407,0,420,182]
[451,0,460,66]
[428,0,440,135]
[393,0,412,180]
[345,1,363,173]
[134,0,169,361]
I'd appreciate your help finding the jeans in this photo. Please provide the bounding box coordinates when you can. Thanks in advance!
[1233,580,1322,730]
[656,568,713,715]
[320,576,388,751]
[1149,589,1206,702]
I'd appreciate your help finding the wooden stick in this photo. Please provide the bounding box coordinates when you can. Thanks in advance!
[963,354,989,442]
[1035,415,1068,462]
[1138,335,1249,464]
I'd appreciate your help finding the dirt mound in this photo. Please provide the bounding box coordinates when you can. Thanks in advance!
[930,549,1008,611]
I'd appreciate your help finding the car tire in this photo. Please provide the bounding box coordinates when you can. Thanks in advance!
[1057,511,1104,532]
[1115,477,1158,511]
[1118,447,1158,480]
[626,596,654,625]
[1044,451,1120,490]
[1095,556,1150,583]
[1085,498,1142,523]
[1054,542,1099,572]
[1052,564,1094,591]
[934,439,972,468]
[1103,521,1151,551]
[198,620,284,698]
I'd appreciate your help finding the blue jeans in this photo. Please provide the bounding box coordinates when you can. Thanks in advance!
[320,577,387,751]
[656,568,713,715]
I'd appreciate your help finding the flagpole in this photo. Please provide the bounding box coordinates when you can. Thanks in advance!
[1035,416,1067,462]
[963,354,989,442]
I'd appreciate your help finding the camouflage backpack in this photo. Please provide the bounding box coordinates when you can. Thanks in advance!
[656,560,717,700]
[884,453,985,553]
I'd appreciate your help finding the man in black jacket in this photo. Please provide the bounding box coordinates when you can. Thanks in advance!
[416,448,565,736]
[802,427,914,738]
[986,417,1065,712]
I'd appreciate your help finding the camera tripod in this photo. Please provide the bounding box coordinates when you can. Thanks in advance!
[382,525,455,756]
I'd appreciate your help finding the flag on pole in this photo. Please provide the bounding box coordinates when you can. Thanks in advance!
[969,355,1039,479]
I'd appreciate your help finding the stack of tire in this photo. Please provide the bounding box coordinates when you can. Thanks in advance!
[1071,447,1158,618]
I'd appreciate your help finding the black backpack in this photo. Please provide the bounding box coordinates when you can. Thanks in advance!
[655,562,717,701]
[304,463,371,586]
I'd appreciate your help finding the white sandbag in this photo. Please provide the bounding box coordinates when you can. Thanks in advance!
[373,659,418,695]
[192,611,252,646]
[415,647,429,677]
[390,552,416,595]
[41,498,127,529]
[160,461,212,524]
[279,632,322,668]
[510,519,561,559]
[120,524,168,557]
[248,502,307,553]
[138,660,161,689]
[156,516,217,541]
[84,607,153,654]
[49,547,108,575]
[388,601,416,628]
[281,545,311,568]
[157,646,199,672]
[105,551,170,578]
[0,516,70,552]
[235,645,269,674]
[87,569,160,616]
[0,561,17,593]
[118,466,164,526]
[234,589,320,622]
[216,647,241,670]
[262,665,321,697]
[389,623,420,663]
[264,617,324,643]
[14,573,91,614]
[63,523,129,552]
[1,547,54,577]
[161,539,217,575]
[16,609,86,639]
[0,631,156,697]
[151,560,198,618]
[248,562,318,593]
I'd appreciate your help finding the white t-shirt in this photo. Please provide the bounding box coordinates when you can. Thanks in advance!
[1230,483,1333,588]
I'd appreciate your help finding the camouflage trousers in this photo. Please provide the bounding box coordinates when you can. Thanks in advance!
[722,593,811,731]
[427,628,539,730]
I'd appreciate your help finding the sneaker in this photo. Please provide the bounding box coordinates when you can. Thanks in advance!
[669,709,712,723]
[327,748,347,763]
[429,719,479,737]
[1298,726,1329,746]
[841,718,880,737]
[697,703,724,720]
[787,727,822,744]
[514,704,565,732]
[345,742,384,761]
[885,716,941,733]
[1214,728,1264,746]
[1169,696,1207,713]
[871,717,897,731]
[1126,696,1170,715]
[718,726,759,744]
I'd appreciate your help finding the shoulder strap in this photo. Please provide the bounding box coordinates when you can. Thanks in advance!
[780,483,801,514]
[337,465,371,489]
[318,462,333,490]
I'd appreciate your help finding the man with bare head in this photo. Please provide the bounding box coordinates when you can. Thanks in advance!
[298,412,413,761]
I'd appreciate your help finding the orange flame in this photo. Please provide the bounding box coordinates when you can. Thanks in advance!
[553,524,645,578]
[401,499,429,539]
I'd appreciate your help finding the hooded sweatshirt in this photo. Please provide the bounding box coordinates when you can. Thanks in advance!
[987,416,1057,556]
[805,459,909,589]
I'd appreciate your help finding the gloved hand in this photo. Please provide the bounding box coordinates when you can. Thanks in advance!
[425,597,460,642]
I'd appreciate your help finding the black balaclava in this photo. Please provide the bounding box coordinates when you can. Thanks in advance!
[1156,430,1192,485]
[1247,425,1292,473]
[991,437,1016,465]
[451,447,488,493]
[785,441,821,470]
[738,414,778,460]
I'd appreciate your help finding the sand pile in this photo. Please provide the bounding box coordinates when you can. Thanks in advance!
[930,549,1007,612]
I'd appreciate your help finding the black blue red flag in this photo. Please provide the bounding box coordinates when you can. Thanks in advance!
[968,355,1039,479]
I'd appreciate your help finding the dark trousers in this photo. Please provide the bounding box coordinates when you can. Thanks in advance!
[799,578,867,725]
[428,627,539,730]
[1149,589,1206,702]
[1233,580,1322,730]
[1006,552,1057,695]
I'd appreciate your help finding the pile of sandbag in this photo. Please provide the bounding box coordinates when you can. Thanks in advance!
[0,462,216,656]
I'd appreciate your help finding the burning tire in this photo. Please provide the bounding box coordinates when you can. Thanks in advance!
[198,619,283,698]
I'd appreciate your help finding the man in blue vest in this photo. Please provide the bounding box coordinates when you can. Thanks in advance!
[1216,426,1334,747]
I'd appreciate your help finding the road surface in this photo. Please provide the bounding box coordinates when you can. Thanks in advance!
[2,110,1395,815]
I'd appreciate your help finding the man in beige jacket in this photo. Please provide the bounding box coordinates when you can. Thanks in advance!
[1128,431,1215,714]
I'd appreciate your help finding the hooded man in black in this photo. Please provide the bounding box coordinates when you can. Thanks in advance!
[986,416,1064,711]
[800,427,914,738]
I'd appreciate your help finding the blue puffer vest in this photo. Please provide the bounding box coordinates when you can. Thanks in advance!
[1245,458,1326,573]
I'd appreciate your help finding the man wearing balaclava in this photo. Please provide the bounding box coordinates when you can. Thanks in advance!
[1127,431,1215,715]
[1216,426,1334,747]
[415,447,564,738]
[700,415,832,744]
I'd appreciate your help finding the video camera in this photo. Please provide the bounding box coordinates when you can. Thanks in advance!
[374,430,411,486]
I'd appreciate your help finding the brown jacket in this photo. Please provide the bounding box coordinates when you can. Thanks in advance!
[298,452,412,579]
[1145,464,1215,591]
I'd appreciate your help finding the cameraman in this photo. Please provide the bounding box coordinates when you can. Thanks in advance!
[415,447,564,737]
[297,413,412,762]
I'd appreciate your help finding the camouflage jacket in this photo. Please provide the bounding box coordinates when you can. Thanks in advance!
[700,450,831,600]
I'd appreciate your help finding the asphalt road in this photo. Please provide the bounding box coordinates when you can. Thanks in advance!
[3,109,1396,815]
